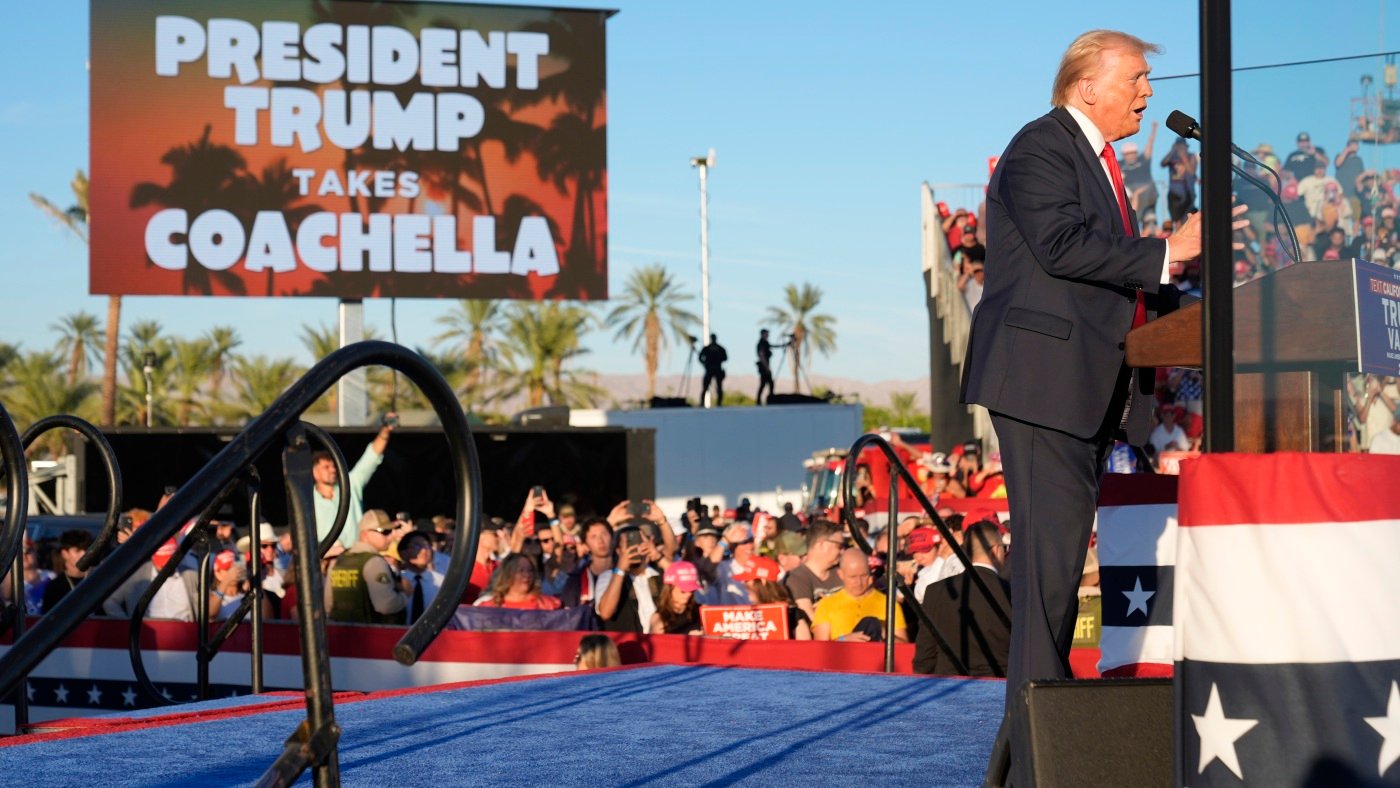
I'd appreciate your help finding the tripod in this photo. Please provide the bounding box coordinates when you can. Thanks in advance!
[774,335,808,394]
[675,338,699,402]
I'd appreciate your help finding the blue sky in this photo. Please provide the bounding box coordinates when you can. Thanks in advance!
[3,0,1397,388]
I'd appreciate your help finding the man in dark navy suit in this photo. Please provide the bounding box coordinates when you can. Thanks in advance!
[960,29,1245,786]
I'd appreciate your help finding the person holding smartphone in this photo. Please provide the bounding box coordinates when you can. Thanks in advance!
[511,485,555,555]
[595,525,662,633]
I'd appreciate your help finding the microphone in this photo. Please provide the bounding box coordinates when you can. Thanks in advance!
[1165,110,1201,142]
[1164,109,1302,264]
[1166,110,1264,168]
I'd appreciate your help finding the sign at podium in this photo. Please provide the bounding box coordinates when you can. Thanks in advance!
[1353,258,1400,375]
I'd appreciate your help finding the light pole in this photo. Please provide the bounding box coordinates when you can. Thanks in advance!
[142,352,156,428]
[689,149,716,345]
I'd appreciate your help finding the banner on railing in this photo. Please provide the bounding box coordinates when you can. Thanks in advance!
[90,0,610,300]
[699,604,789,641]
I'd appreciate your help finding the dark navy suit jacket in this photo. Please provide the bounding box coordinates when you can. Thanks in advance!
[961,106,1186,445]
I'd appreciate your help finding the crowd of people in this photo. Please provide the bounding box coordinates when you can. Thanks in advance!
[2,438,1036,681]
[941,123,1400,461]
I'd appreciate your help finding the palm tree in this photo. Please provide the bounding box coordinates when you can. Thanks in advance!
[203,326,241,411]
[301,322,339,361]
[888,391,921,428]
[5,350,98,456]
[229,355,304,422]
[168,337,214,426]
[433,300,504,397]
[30,170,119,426]
[495,303,602,408]
[764,283,838,391]
[604,265,698,400]
[52,312,102,387]
[0,342,18,378]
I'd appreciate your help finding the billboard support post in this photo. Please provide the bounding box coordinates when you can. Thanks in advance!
[338,300,368,427]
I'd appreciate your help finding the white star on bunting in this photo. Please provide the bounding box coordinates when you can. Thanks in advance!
[1122,576,1155,618]
[1365,681,1400,777]
[121,686,137,707]
[25,683,34,702]
[87,685,102,705]
[1192,683,1259,779]
[53,683,69,704]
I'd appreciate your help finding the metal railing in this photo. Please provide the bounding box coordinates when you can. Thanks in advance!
[1,415,124,732]
[126,424,350,706]
[0,341,484,788]
[0,402,30,730]
[840,433,1009,676]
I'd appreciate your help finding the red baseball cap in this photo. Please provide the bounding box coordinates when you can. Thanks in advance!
[906,527,941,554]
[735,556,782,583]
[213,550,237,572]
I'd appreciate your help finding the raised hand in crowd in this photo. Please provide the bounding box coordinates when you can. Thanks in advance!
[512,486,555,553]
[606,500,632,527]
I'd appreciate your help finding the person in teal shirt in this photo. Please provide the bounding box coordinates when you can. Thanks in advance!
[313,415,396,550]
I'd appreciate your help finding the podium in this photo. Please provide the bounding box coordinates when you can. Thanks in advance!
[1126,260,1388,452]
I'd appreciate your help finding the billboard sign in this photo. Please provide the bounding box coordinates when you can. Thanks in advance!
[90,0,609,299]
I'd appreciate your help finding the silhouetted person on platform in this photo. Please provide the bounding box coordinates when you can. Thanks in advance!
[698,334,727,407]
[756,329,777,404]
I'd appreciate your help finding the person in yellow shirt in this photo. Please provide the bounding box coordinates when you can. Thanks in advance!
[811,548,908,643]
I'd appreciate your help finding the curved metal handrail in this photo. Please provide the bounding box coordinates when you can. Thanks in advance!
[841,433,1010,676]
[127,477,242,706]
[1,411,122,736]
[304,422,351,557]
[17,415,123,572]
[0,402,29,732]
[0,402,31,593]
[0,341,483,786]
[125,423,349,706]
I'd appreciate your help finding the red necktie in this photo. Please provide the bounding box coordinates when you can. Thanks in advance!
[1102,142,1148,329]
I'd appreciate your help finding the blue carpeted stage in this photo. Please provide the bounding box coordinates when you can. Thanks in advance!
[2,665,1003,785]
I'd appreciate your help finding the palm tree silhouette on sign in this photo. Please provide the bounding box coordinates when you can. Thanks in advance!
[605,265,698,401]
[764,283,838,393]
[30,170,122,426]
[129,124,249,296]
[232,159,324,295]
[516,15,607,298]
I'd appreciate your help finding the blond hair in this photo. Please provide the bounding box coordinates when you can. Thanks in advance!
[1051,30,1161,107]
[575,634,621,670]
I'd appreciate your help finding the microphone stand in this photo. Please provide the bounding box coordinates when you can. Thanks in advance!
[1168,110,1303,264]
[1230,162,1304,265]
